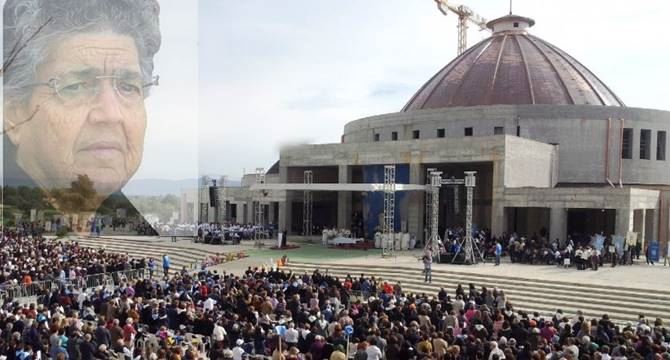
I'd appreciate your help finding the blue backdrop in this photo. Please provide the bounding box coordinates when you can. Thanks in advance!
[362,164,409,239]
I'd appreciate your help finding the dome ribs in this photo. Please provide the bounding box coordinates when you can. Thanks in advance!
[401,37,488,111]
[513,34,536,104]
[400,19,625,111]
[448,37,501,107]
[487,34,508,103]
[526,35,601,106]
[519,35,575,105]
[489,34,531,106]
[538,38,625,107]
[424,41,491,109]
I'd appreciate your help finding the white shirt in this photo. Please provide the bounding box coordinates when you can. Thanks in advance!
[284,328,299,343]
[366,345,383,360]
[203,298,217,311]
[232,346,245,360]
[212,325,226,342]
[453,299,465,312]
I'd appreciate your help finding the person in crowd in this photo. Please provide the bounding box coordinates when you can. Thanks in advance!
[162,254,170,277]
[423,249,433,283]
[646,244,655,265]
[495,240,503,266]
[2,229,670,360]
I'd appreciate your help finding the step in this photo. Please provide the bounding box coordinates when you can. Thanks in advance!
[284,265,670,320]
[283,264,670,323]
[289,261,670,298]
[66,240,202,268]
[286,267,664,324]
[72,238,207,257]
[287,262,670,309]
[71,243,201,264]
[284,263,670,309]
[81,235,247,255]
[74,238,212,259]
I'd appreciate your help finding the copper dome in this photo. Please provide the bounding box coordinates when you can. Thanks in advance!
[402,15,625,111]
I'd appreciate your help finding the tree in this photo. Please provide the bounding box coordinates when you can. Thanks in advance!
[50,175,102,214]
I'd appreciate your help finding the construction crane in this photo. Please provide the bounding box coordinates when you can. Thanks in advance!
[433,0,490,55]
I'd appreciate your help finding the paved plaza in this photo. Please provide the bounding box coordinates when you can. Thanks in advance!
[92,235,670,292]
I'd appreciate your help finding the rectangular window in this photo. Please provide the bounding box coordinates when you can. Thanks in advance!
[640,129,651,160]
[437,128,445,138]
[464,127,473,137]
[657,131,666,160]
[494,126,504,135]
[622,128,633,159]
[412,130,420,139]
[373,133,380,142]
[391,131,398,141]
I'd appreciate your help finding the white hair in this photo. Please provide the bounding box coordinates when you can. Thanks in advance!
[3,0,161,104]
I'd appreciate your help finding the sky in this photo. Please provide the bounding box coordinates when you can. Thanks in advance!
[193,0,669,182]
[2,1,668,185]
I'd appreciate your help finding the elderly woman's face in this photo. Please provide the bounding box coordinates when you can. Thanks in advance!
[8,32,146,195]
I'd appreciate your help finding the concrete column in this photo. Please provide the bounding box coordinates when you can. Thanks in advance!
[491,160,506,236]
[278,166,291,234]
[549,207,567,245]
[615,208,634,237]
[278,201,287,233]
[408,160,424,243]
[337,165,352,230]
[246,201,254,224]
[640,209,647,248]
[646,209,657,243]
[268,202,276,225]
[278,193,293,234]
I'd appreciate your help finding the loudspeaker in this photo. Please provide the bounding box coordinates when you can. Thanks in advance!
[209,186,219,207]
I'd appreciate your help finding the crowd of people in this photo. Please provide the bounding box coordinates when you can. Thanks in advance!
[0,231,145,289]
[0,243,668,360]
[196,223,275,244]
[436,227,668,270]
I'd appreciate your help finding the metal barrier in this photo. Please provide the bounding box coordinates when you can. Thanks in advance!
[0,268,148,302]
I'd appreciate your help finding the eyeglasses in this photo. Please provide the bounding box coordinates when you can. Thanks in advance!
[36,73,159,106]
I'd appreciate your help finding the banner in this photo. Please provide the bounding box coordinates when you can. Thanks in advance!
[625,232,638,246]
[612,235,625,255]
[590,234,605,251]
[648,241,660,262]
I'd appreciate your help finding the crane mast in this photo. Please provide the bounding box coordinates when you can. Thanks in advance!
[433,0,490,55]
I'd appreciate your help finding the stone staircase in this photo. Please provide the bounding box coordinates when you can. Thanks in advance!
[283,261,670,324]
[68,236,210,271]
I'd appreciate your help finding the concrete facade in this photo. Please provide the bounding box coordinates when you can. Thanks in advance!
[342,105,670,186]
[182,14,670,253]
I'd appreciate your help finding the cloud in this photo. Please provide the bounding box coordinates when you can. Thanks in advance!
[192,0,670,182]
[369,82,414,98]
[284,90,350,110]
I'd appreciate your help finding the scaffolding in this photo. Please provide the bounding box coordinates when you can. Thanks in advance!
[424,171,483,265]
[382,165,396,257]
[453,181,460,215]
[303,170,313,239]
[424,168,437,245]
[450,171,484,264]
[425,171,443,260]
[254,168,266,248]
